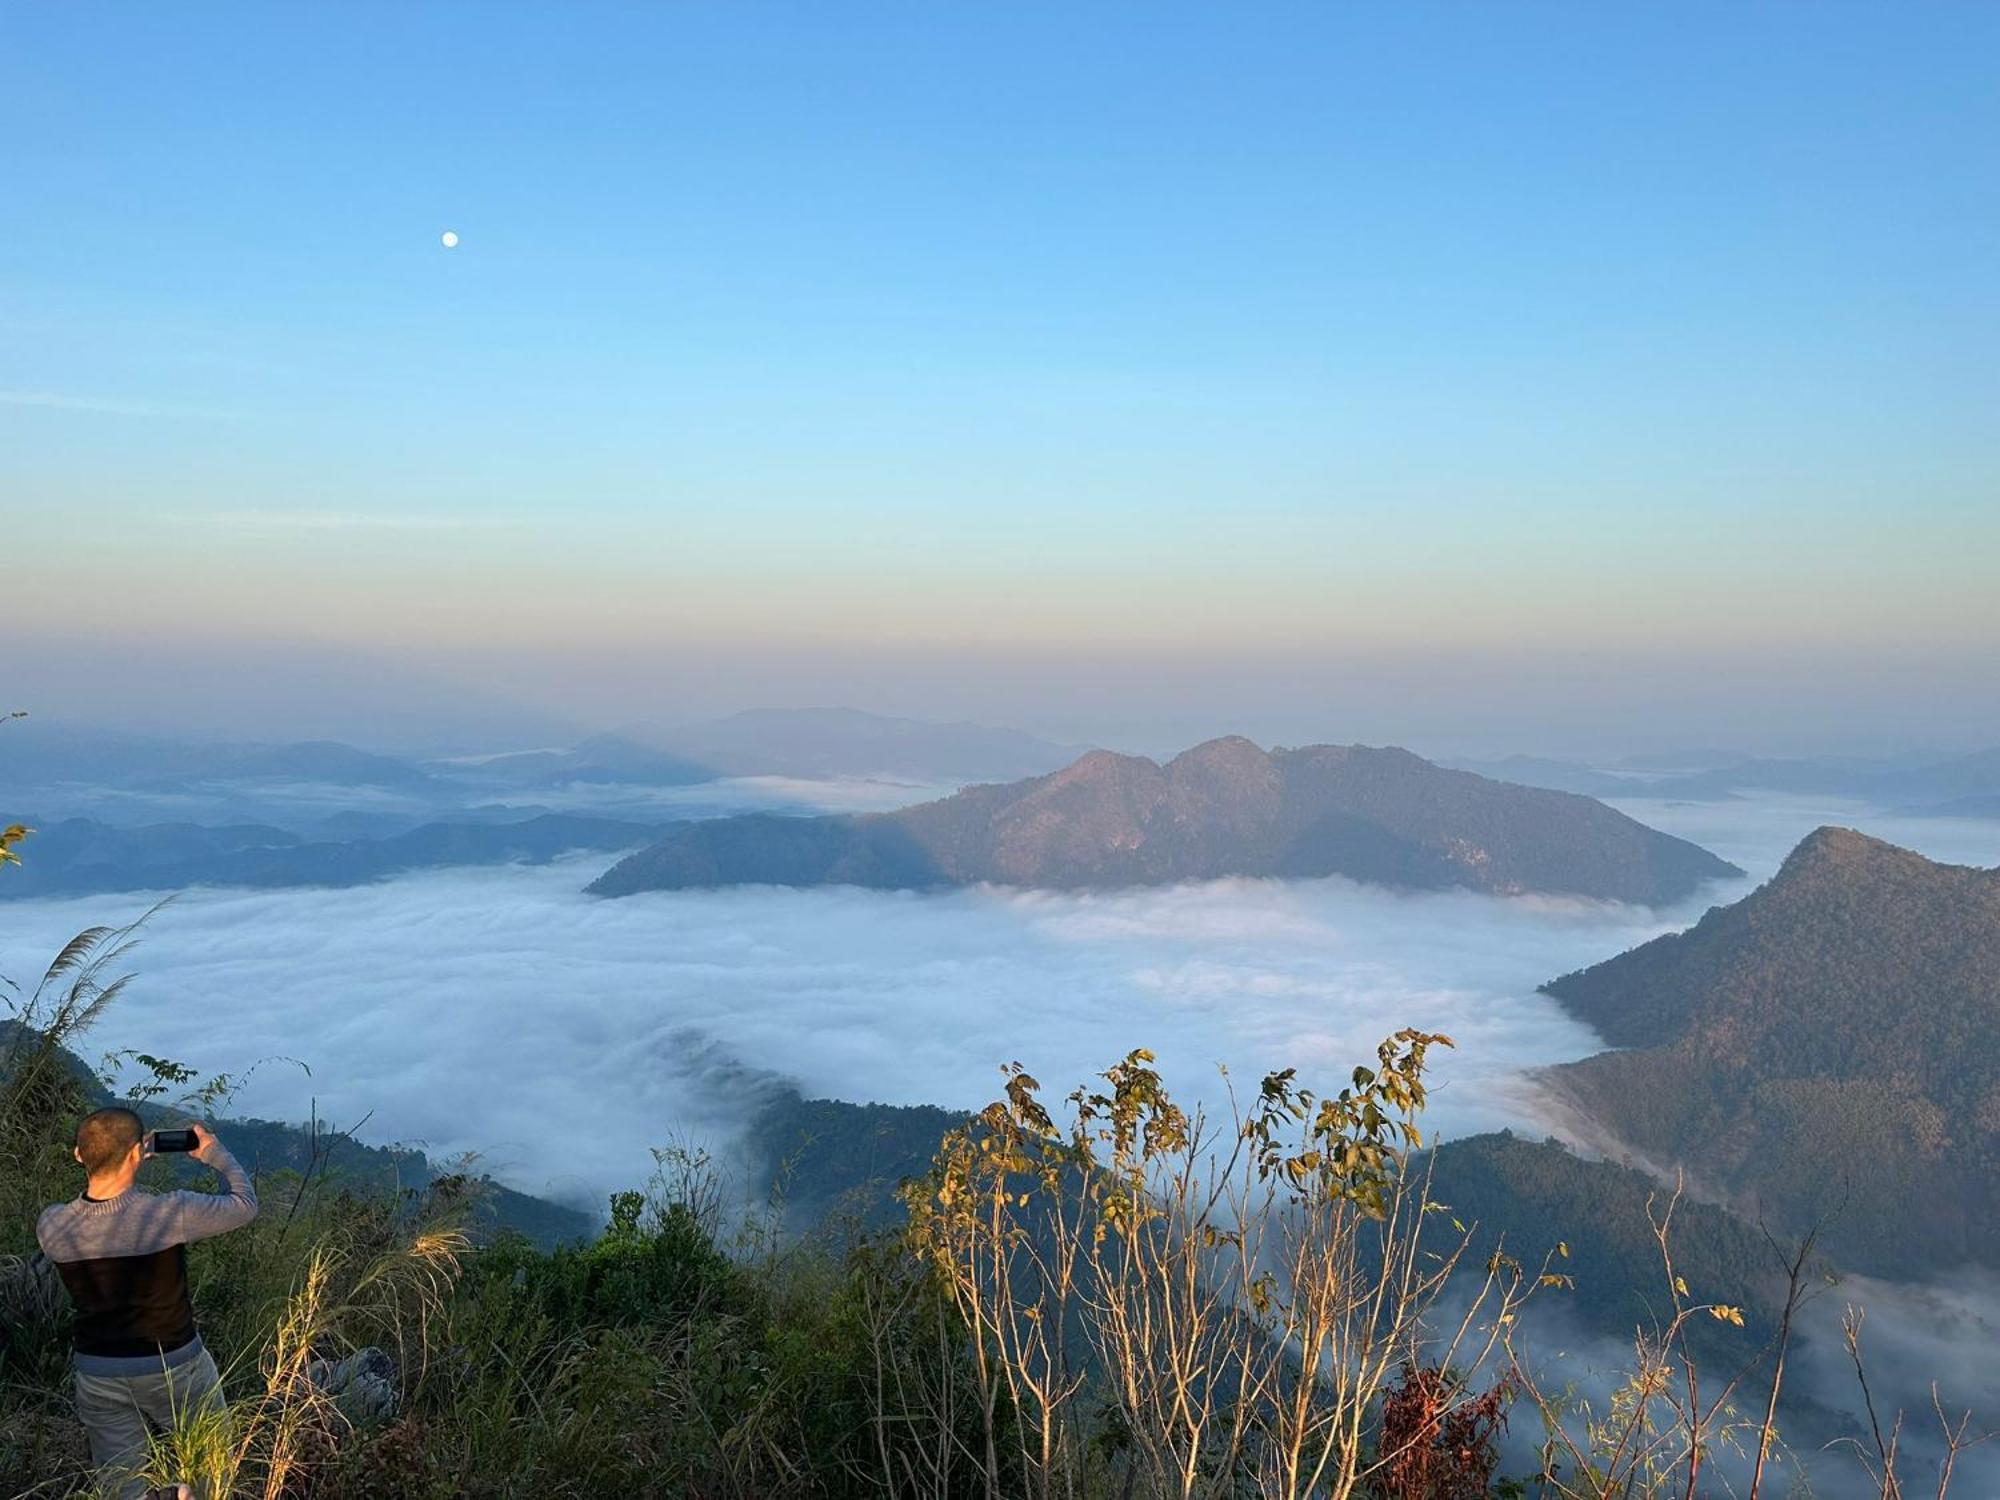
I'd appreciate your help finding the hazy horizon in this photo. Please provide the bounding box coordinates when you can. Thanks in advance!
[12,633,2000,765]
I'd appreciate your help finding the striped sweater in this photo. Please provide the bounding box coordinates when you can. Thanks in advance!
[36,1138,259,1376]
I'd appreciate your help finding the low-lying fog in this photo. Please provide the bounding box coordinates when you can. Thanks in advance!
[3,866,1634,1206]
[6,788,1995,1215]
[1602,792,2000,876]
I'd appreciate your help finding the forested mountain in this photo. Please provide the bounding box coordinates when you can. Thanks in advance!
[1422,1132,1794,1352]
[1541,827,2000,1274]
[589,736,1740,903]
[740,1093,1800,1370]
[741,1093,964,1231]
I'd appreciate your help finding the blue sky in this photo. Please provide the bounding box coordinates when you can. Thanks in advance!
[3,4,1995,751]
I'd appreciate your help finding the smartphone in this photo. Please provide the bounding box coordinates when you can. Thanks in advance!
[151,1128,198,1154]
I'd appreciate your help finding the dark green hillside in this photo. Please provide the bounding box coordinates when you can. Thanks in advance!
[1542,827,2000,1274]
[1424,1133,1791,1343]
[743,1092,966,1231]
[203,1115,595,1249]
[742,1095,1805,1364]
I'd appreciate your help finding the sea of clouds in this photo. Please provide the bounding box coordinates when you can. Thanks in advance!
[1601,791,2000,878]
[3,789,1995,1213]
[5,786,1998,1490]
[0,866,1652,1209]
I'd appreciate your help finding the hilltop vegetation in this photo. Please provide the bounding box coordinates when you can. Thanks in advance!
[745,1094,1814,1378]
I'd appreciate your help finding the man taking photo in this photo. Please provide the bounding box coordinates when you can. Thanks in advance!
[36,1107,258,1500]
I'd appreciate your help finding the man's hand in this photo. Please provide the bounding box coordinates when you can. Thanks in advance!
[188,1123,219,1158]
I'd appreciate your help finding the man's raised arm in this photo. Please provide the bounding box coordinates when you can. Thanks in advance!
[174,1123,259,1242]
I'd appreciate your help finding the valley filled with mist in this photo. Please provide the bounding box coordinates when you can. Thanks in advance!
[10,709,2000,1496]
[9,711,1998,1200]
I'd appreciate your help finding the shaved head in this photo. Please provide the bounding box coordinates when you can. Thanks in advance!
[75,1106,143,1176]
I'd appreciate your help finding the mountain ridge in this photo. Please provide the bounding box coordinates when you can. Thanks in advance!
[1,711,1083,830]
[589,736,1741,904]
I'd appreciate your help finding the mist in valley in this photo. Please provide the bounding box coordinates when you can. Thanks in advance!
[0,857,1642,1210]
[5,753,1998,1497]
[5,775,1992,1205]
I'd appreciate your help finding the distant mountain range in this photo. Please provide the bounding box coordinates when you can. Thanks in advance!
[1638,749,2000,809]
[1450,746,2000,814]
[0,814,666,900]
[0,709,1099,896]
[15,718,1996,833]
[0,723,440,792]
[589,736,1741,904]
[0,710,1083,831]
[1540,827,2000,1275]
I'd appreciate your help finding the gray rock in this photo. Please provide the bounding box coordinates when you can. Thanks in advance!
[308,1345,399,1424]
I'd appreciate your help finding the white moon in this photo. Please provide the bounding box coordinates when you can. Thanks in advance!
[440,230,460,249]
